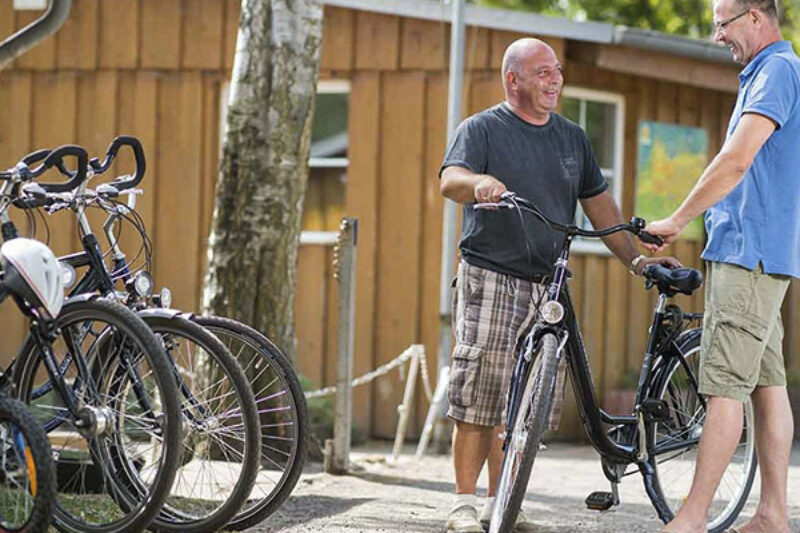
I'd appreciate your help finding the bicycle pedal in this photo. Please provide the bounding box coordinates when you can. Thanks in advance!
[585,491,615,511]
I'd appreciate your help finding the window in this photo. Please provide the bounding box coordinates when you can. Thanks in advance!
[561,87,625,254]
[304,81,349,235]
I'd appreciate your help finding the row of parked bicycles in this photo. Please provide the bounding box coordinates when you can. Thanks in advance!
[0,136,308,533]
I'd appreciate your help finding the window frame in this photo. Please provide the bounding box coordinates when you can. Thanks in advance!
[561,86,625,256]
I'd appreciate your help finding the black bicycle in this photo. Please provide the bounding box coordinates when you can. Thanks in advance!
[16,136,308,531]
[479,192,756,533]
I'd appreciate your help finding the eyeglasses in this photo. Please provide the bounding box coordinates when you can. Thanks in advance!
[713,9,750,33]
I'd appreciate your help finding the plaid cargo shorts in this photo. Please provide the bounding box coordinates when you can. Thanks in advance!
[447,260,567,429]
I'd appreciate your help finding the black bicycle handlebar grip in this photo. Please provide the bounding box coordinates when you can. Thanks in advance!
[38,144,89,193]
[21,148,51,167]
[100,135,146,190]
[639,231,664,247]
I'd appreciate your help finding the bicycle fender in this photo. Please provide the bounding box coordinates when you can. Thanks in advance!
[135,307,185,320]
[63,293,101,305]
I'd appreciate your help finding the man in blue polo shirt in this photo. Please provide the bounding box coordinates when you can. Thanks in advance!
[645,0,799,532]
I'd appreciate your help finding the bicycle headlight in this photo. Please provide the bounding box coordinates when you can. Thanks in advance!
[159,287,172,309]
[540,300,565,324]
[60,261,76,289]
[133,271,154,297]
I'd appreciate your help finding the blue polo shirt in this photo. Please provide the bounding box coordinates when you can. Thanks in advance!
[702,41,800,277]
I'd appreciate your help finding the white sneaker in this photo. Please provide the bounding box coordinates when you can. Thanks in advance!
[446,504,484,533]
[480,500,538,532]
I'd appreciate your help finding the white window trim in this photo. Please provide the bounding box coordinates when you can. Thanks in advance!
[561,86,626,256]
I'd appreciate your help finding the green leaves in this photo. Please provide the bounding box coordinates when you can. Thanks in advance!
[476,0,799,50]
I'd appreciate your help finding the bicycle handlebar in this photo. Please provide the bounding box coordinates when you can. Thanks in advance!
[1,144,88,193]
[476,191,664,247]
[90,136,146,191]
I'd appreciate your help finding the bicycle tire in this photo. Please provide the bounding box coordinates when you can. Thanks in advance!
[645,329,757,533]
[190,315,308,531]
[489,333,559,533]
[0,396,56,533]
[128,315,261,533]
[13,298,182,533]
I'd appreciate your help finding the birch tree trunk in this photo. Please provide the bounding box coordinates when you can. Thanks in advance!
[203,0,322,361]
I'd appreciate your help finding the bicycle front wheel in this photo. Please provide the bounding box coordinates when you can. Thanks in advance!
[14,298,183,533]
[489,333,559,533]
[0,396,56,533]
[130,315,261,533]
[646,330,756,533]
[191,316,307,531]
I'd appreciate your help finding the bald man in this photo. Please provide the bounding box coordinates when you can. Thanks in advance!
[439,38,679,532]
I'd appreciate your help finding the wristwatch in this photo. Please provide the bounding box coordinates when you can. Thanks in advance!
[629,254,646,276]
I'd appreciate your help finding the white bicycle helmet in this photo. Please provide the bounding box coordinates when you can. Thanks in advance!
[1,238,65,319]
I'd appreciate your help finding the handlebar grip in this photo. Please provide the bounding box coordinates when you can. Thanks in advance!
[97,136,146,190]
[639,231,664,247]
[38,145,89,193]
[22,148,51,167]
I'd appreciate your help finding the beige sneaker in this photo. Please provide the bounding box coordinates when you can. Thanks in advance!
[479,501,538,532]
[446,504,483,533]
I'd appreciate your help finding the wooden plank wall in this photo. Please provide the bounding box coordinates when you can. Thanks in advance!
[2,2,788,441]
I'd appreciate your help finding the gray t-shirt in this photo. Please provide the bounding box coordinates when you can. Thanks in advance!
[440,103,607,280]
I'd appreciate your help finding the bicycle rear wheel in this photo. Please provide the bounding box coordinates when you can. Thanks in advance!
[645,330,756,533]
[191,316,307,531]
[0,396,56,533]
[489,332,559,533]
[14,298,182,533]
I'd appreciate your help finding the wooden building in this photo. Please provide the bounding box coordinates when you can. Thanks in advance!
[1,0,798,440]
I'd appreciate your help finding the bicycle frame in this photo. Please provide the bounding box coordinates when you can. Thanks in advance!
[506,228,705,474]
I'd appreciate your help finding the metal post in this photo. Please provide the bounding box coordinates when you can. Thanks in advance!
[0,0,72,71]
[327,217,357,474]
[434,0,466,450]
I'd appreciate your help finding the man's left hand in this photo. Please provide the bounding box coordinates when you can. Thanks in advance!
[635,255,683,276]
[643,217,684,253]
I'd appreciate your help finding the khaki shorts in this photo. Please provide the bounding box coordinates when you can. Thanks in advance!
[699,261,790,402]
[447,260,567,428]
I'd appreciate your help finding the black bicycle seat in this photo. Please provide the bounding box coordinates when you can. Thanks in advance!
[642,264,704,295]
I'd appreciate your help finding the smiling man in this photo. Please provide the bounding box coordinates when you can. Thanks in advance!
[438,38,679,533]
[644,1,799,532]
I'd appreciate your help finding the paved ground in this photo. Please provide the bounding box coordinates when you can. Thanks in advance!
[246,441,800,532]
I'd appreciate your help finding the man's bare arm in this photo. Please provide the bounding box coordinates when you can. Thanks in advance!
[440,165,506,204]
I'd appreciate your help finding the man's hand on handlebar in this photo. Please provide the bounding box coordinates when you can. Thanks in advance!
[473,175,506,203]
[642,217,685,253]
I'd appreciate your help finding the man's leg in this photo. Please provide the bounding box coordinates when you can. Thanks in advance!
[736,385,793,533]
[453,421,493,494]
[486,425,504,496]
[662,395,744,532]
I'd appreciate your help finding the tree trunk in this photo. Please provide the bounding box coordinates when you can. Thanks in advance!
[203,0,322,361]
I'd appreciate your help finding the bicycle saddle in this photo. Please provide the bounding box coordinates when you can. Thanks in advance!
[642,264,704,295]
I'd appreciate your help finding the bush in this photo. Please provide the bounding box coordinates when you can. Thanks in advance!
[299,375,366,461]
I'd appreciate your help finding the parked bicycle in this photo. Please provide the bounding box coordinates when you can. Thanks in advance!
[0,146,184,533]
[12,136,308,531]
[0,238,62,533]
[477,192,755,533]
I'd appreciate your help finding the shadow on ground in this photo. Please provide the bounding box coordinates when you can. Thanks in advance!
[251,494,373,531]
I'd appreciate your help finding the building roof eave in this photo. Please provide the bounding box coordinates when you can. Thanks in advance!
[320,0,736,66]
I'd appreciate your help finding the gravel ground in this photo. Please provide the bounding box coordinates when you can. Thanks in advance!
[246,441,800,533]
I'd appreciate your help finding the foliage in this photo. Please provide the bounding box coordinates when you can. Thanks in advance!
[475,0,800,48]
[299,375,365,461]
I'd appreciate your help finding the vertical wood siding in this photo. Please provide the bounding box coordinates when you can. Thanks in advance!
[0,2,787,442]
